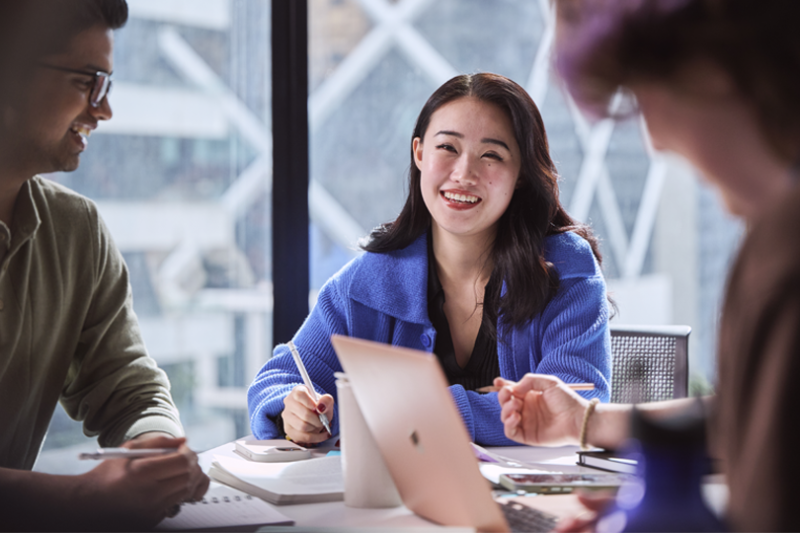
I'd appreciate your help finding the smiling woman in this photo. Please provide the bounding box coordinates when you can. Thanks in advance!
[415,97,521,244]
[248,73,612,447]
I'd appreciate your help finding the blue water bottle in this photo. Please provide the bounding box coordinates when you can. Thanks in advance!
[601,399,726,532]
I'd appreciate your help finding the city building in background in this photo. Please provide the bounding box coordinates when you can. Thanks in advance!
[36,0,741,472]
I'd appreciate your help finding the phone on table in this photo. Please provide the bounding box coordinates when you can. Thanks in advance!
[499,472,627,494]
[234,439,312,463]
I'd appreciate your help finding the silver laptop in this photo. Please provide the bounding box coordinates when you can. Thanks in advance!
[331,335,558,533]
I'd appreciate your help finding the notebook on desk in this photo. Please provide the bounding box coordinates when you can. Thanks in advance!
[208,454,344,505]
[330,335,559,533]
[155,485,293,531]
[576,449,638,474]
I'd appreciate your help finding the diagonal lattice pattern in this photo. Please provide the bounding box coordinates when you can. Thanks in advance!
[309,0,668,283]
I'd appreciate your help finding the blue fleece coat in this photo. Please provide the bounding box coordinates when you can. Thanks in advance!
[248,231,611,445]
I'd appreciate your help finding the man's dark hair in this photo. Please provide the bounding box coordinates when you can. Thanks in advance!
[21,0,129,58]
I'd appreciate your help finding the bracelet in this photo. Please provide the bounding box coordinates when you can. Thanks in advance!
[579,398,600,450]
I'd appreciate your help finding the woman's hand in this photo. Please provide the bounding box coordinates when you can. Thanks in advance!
[555,490,617,533]
[495,374,587,446]
[282,385,334,444]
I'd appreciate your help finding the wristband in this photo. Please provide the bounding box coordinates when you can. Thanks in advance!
[579,398,600,450]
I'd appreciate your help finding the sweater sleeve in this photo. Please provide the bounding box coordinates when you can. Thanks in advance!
[247,277,349,438]
[535,275,611,401]
[60,207,183,446]
[449,387,519,445]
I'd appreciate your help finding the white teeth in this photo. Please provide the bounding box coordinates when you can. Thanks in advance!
[72,126,91,139]
[443,191,479,204]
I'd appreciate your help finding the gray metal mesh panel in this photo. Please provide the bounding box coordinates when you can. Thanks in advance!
[610,335,677,403]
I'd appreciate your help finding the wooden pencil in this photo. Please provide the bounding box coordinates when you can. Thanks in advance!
[476,383,595,394]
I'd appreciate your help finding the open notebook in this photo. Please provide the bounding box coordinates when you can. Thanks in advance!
[208,454,344,505]
[155,485,293,532]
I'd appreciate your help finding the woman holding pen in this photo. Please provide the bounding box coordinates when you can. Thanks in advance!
[497,0,800,530]
[248,72,612,446]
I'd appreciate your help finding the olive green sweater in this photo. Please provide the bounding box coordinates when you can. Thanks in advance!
[0,176,183,470]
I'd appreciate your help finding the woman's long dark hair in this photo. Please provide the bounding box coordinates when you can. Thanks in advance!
[363,73,603,337]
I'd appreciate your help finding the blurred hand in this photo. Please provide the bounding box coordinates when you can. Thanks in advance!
[555,490,617,533]
[282,384,334,444]
[77,435,209,530]
[495,374,587,446]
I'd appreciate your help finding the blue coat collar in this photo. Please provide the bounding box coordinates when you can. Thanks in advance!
[348,233,431,326]
[345,230,593,327]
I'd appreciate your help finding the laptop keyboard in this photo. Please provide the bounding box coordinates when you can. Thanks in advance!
[498,500,559,533]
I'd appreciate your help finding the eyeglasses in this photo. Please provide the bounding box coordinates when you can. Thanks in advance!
[37,63,113,108]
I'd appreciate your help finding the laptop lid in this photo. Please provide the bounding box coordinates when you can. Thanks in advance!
[331,335,508,533]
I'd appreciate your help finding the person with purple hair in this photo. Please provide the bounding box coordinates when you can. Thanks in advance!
[496,1,800,530]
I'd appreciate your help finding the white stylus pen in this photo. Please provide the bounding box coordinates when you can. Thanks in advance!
[287,340,332,435]
[79,447,178,460]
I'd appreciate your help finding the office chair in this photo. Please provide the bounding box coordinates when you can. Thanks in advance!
[609,324,690,403]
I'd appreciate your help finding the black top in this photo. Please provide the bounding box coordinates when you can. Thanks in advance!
[427,237,500,391]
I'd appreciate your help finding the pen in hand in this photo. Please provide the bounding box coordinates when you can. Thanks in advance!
[288,340,333,435]
[79,447,178,460]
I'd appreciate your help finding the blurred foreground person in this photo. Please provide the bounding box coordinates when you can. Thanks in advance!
[497,1,800,531]
[0,1,208,530]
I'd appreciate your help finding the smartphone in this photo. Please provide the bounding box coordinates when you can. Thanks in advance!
[499,472,627,494]
[234,439,312,462]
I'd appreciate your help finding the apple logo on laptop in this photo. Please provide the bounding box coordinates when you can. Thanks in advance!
[409,430,424,453]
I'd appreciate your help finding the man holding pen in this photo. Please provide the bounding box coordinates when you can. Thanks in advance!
[0,1,208,529]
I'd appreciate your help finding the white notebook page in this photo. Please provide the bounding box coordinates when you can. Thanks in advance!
[156,485,293,531]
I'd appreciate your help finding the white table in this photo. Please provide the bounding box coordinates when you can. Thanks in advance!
[198,440,596,531]
[200,439,728,531]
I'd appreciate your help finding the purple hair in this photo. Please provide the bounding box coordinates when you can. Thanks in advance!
[553,0,800,161]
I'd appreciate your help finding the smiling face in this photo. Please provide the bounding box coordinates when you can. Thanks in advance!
[413,96,521,242]
[3,24,114,177]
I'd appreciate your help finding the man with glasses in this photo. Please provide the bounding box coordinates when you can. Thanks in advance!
[0,1,208,529]
[37,63,114,110]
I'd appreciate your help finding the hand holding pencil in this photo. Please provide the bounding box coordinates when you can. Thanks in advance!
[495,374,601,448]
[280,341,335,444]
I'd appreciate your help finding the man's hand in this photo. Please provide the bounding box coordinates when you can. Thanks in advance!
[282,385,334,445]
[72,434,209,529]
[125,433,210,503]
[495,374,588,446]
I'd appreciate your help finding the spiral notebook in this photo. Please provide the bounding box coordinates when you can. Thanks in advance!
[155,485,294,532]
